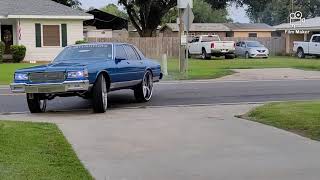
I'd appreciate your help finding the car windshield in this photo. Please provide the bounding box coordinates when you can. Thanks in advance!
[201,36,220,42]
[54,44,113,62]
[246,42,264,47]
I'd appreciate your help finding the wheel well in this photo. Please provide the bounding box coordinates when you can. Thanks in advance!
[297,47,304,51]
[97,71,111,90]
[202,47,206,52]
[146,68,153,77]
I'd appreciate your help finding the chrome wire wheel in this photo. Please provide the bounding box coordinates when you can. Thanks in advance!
[39,99,47,112]
[142,72,153,101]
[101,76,108,110]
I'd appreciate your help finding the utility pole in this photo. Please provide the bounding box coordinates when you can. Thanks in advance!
[178,8,185,73]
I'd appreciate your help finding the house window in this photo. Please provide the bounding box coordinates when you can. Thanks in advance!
[43,25,60,46]
[226,31,234,37]
[248,33,258,38]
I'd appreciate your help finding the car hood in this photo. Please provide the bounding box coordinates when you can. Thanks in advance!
[248,47,269,52]
[16,61,90,73]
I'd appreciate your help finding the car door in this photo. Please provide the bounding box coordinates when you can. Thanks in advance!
[123,44,145,81]
[310,36,320,55]
[189,37,200,54]
[235,42,242,55]
[241,42,247,56]
[114,44,135,85]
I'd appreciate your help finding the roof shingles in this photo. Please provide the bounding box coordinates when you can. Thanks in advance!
[0,0,90,17]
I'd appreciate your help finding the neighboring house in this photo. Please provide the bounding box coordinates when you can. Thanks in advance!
[0,0,93,61]
[274,17,320,54]
[160,23,230,37]
[224,23,274,38]
[160,23,274,38]
[84,9,128,39]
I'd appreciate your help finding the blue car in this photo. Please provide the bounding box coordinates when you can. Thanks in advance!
[11,43,163,113]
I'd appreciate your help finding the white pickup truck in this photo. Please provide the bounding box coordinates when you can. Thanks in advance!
[188,35,235,59]
[293,34,320,58]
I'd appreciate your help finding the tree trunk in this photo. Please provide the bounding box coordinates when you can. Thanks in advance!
[140,29,156,37]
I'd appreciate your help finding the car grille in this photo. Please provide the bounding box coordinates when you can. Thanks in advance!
[29,72,66,83]
[257,50,266,53]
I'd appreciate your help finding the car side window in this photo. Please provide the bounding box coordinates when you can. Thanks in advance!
[124,45,139,60]
[115,45,128,60]
[241,42,246,47]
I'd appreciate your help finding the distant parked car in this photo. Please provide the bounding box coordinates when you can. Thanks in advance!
[235,41,269,59]
[188,35,236,60]
[11,43,163,113]
[293,34,320,58]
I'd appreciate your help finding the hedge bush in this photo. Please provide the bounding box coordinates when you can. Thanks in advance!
[75,40,88,44]
[10,45,26,63]
[0,41,5,63]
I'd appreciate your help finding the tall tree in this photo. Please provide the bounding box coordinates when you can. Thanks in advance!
[118,0,177,37]
[101,4,128,19]
[51,0,81,8]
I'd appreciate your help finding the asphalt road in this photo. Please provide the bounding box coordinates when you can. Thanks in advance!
[1,79,320,113]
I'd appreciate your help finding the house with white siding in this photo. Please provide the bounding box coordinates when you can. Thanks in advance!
[0,0,93,61]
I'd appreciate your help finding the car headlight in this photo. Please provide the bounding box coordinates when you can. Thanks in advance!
[67,70,88,79]
[15,73,28,80]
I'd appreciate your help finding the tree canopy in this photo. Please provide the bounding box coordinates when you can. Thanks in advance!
[51,0,81,8]
[162,0,231,24]
[234,0,320,25]
[101,4,128,19]
[118,0,177,37]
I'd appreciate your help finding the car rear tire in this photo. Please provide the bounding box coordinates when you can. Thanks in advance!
[92,74,108,113]
[134,71,153,102]
[297,48,305,58]
[27,93,47,113]
[201,49,211,60]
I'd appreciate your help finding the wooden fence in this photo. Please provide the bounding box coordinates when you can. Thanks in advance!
[87,37,286,58]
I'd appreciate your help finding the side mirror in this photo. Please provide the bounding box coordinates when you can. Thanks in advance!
[115,56,126,63]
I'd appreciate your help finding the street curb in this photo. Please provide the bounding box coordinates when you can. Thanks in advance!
[0,85,10,89]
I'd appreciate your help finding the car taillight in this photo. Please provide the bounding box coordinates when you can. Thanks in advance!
[211,43,215,48]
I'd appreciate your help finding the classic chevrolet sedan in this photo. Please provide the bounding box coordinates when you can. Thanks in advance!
[11,43,163,113]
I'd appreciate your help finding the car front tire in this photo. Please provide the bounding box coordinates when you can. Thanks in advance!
[225,54,235,59]
[134,71,154,102]
[92,74,108,113]
[27,93,47,113]
[245,52,250,59]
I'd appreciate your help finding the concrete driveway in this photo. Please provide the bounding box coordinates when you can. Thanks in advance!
[1,104,320,180]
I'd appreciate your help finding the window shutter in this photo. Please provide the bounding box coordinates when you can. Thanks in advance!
[61,24,67,47]
[35,24,42,47]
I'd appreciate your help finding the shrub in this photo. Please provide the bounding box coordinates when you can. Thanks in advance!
[75,40,88,44]
[10,45,26,63]
[0,41,5,63]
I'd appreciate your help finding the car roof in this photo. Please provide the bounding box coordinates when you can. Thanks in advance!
[241,41,261,43]
[68,42,132,48]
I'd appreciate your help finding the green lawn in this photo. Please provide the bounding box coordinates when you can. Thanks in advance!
[0,63,44,85]
[0,121,93,180]
[241,101,320,141]
[166,56,320,80]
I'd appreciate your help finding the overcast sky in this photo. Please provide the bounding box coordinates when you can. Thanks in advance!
[80,0,250,23]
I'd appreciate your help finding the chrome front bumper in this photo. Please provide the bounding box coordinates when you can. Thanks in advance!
[10,80,90,93]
